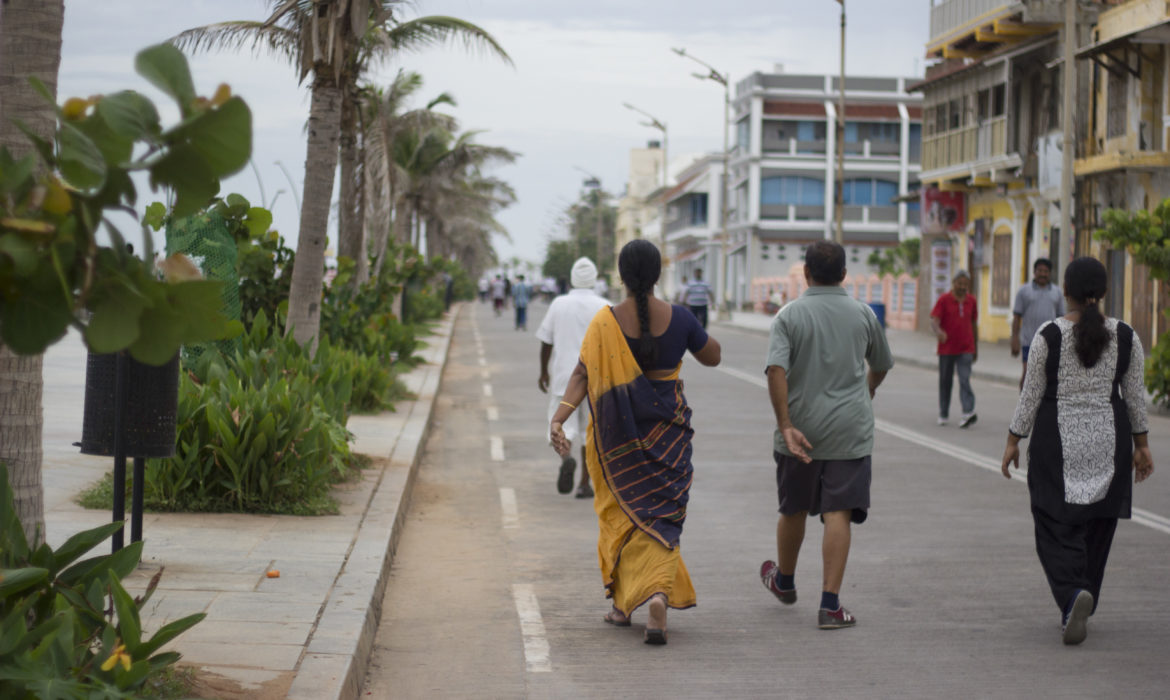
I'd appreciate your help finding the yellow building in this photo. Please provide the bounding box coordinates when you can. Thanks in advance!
[917,1,1103,342]
[1076,0,1170,350]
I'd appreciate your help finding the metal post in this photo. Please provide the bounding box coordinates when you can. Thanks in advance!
[111,352,127,553]
[836,0,847,244]
[131,456,145,543]
[720,81,731,314]
[1059,0,1075,272]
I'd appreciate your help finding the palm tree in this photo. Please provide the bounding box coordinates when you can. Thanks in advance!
[339,15,510,285]
[0,0,65,544]
[173,1,510,345]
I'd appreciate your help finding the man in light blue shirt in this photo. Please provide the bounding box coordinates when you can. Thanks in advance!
[513,274,531,331]
[759,241,893,630]
[684,268,714,328]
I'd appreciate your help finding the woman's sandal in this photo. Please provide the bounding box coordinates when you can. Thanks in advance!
[643,594,668,645]
[604,608,631,627]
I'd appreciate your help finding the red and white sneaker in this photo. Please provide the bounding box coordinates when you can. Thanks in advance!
[759,560,797,605]
[817,605,857,630]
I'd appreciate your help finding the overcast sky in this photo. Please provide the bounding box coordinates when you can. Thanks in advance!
[59,1,931,266]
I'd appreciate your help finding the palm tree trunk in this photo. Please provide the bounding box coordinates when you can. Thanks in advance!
[337,89,366,285]
[425,216,442,260]
[286,78,342,348]
[0,0,64,546]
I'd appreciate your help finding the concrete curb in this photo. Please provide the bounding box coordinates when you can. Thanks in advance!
[285,307,457,700]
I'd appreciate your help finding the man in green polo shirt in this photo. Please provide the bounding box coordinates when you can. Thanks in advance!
[759,240,894,630]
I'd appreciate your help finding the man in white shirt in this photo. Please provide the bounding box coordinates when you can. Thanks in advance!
[536,257,609,498]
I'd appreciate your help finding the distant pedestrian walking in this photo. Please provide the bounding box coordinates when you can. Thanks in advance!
[477,277,489,302]
[549,239,721,645]
[683,269,714,328]
[931,270,978,427]
[1011,258,1065,389]
[1001,257,1154,645]
[513,274,531,331]
[536,258,608,498]
[759,241,892,630]
[490,275,506,317]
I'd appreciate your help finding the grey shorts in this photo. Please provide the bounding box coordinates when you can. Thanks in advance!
[774,452,871,524]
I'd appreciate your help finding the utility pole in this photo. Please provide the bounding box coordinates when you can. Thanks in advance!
[1059,0,1075,271]
[836,0,846,244]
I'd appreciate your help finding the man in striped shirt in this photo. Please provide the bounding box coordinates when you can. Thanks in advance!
[684,268,715,329]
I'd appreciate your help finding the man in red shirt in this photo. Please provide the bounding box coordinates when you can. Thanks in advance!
[930,270,978,428]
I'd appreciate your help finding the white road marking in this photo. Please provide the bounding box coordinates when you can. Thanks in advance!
[478,357,487,366]
[511,584,551,673]
[716,365,1170,537]
[490,435,505,461]
[487,406,499,421]
[499,487,519,528]
[483,384,493,398]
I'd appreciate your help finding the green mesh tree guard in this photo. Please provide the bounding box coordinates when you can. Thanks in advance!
[165,210,241,364]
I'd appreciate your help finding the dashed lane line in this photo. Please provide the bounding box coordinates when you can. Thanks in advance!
[483,384,493,398]
[490,435,505,461]
[511,584,551,672]
[487,406,499,422]
[499,487,518,529]
[716,365,1170,536]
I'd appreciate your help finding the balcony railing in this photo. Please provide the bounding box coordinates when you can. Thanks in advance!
[762,138,908,159]
[930,0,1012,43]
[922,116,1007,171]
[760,204,900,224]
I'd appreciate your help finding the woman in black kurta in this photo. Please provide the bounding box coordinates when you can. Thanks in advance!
[1001,257,1154,645]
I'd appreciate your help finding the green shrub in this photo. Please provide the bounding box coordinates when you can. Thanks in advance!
[0,464,203,699]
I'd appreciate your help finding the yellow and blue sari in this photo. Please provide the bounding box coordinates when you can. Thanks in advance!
[580,308,697,616]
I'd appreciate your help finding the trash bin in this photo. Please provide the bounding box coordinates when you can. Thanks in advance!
[79,351,179,458]
[867,302,886,329]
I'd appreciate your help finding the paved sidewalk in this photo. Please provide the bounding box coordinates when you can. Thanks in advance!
[39,308,457,699]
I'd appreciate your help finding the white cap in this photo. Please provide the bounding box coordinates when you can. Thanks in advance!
[571,257,597,289]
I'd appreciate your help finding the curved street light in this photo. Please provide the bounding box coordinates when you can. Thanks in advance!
[622,102,669,258]
[672,47,731,314]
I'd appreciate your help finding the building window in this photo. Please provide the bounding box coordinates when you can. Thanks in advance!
[936,103,947,134]
[689,194,708,226]
[737,119,750,150]
[1107,70,1127,139]
[992,84,1006,117]
[761,176,825,206]
[948,99,961,129]
[909,123,922,162]
[845,122,859,143]
[796,120,827,141]
[992,234,1012,306]
[842,178,898,207]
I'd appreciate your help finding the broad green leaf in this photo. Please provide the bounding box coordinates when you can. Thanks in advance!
[0,149,36,194]
[177,96,252,177]
[86,288,147,353]
[224,193,249,211]
[0,465,31,564]
[109,573,141,649]
[244,207,273,239]
[74,108,133,167]
[137,612,205,658]
[148,143,218,219]
[56,539,140,588]
[116,658,152,691]
[0,265,73,355]
[49,520,126,575]
[57,121,108,192]
[0,234,37,277]
[95,90,161,141]
[0,567,48,597]
[134,44,196,110]
[143,202,167,232]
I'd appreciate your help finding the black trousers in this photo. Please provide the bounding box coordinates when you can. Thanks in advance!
[1032,506,1118,614]
[689,305,708,329]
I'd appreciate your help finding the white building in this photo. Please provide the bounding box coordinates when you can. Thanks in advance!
[729,70,923,308]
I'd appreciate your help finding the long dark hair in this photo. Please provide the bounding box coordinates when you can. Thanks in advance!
[1064,256,1110,368]
[618,239,661,367]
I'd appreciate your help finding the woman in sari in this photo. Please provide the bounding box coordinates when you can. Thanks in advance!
[550,240,721,645]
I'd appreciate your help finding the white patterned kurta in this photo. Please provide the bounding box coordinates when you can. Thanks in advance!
[1009,318,1147,521]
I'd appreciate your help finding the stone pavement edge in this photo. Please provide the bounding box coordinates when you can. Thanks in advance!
[38,305,458,700]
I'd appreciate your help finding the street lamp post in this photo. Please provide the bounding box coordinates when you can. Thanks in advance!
[622,101,669,258]
[835,0,846,244]
[673,47,731,315]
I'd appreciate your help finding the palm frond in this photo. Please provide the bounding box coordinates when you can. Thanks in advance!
[371,16,513,67]
[170,22,300,64]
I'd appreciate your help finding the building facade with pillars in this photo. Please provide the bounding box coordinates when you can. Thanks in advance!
[659,154,724,299]
[730,71,922,311]
[1076,0,1170,351]
[615,140,667,273]
[915,0,1105,341]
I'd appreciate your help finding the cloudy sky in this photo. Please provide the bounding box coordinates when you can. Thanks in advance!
[59,1,931,265]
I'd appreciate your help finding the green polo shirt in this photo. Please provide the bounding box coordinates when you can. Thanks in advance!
[766,285,894,460]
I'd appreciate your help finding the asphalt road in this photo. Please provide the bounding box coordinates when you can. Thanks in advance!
[363,301,1170,699]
